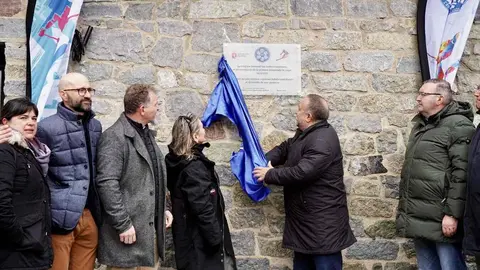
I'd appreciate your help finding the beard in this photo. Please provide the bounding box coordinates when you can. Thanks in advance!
[71,99,92,113]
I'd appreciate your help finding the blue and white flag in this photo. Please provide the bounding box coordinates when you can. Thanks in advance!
[203,56,270,202]
[29,0,83,118]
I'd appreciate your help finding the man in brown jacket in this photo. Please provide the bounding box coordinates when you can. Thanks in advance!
[254,94,356,270]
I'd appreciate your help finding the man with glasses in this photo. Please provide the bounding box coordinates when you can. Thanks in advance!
[396,79,474,270]
[37,72,102,270]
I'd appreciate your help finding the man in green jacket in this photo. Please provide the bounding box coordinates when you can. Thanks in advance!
[396,79,475,270]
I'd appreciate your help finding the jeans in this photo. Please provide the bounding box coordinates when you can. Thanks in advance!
[414,238,466,270]
[293,251,342,270]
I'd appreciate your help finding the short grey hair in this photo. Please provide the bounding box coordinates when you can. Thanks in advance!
[423,79,453,105]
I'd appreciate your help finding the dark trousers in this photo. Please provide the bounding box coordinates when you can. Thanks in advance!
[293,251,342,270]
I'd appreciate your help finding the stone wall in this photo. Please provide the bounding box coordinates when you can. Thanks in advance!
[2,0,480,269]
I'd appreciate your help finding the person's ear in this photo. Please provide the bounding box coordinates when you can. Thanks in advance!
[1,118,8,125]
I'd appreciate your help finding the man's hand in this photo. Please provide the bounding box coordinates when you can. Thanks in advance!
[0,125,12,144]
[442,215,458,237]
[119,225,136,244]
[253,161,273,182]
[165,210,173,228]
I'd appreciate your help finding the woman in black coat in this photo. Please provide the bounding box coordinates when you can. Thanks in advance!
[0,98,53,269]
[165,114,236,270]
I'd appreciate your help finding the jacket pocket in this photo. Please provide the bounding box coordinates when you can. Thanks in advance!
[17,213,45,252]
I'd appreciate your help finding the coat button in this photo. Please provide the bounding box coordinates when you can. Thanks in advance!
[150,191,154,196]
[149,222,154,226]
[221,259,224,263]
[43,200,46,203]
[83,186,88,190]
[84,165,88,169]
[303,201,306,204]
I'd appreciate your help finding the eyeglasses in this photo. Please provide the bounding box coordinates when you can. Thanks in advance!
[63,87,96,96]
[418,92,442,97]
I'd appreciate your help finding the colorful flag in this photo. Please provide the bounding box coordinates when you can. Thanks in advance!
[202,56,270,202]
[418,0,479,83]
[27,0,83,118]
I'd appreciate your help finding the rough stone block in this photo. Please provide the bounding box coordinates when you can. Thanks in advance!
[312,74,369,91]
[158,20,193,37]
[222,188,233,211]
[265,20,288,29]
[357,94,416,114]
[390,0,417,17]
[0,18,25,39]
[344,133,375,155]
[266,211,285,235]
[233,184,269,207]
[348,156,388,176]
[231,230,256,256]
[309,20,328,30]
[269,194,285,214]
[397,56,421,73]
[322,31,363,50]
[402,239,416,259]
[302,51,341,71]
[366,33,416,50]
[71,62,113,82]
[184,54,219,73]
[242,20,266,38]
[271,108,297,132]
[347,115,382,133]
[125,3,155,20]
[6,43,26,60]
[81,3,122,18]
[385,262,418,270]
[291,0,343,16]
[323,93,356,112]
[165,91,204,120]
[383,153,405,174]
[236,258,270,270]
[150,37,183,68]
[5,64,25,80]
[365,220,397,239]
[86,29,145,63]
[262,131,289,152]
[157,0,182,18]
[344,263,368,270]
[117,66,156,85]
[258,238,293,257]
[372,74,421,93]
[344,52,394,72]
[92,80,125,98]
[462,55,480,71]
[381,175,401,199]
[216,165,237,186]
[0,0,22,16]
[263,30,318,50]
[346,240,399,260]
[346,0,388,18]
[329,114,346,137]
[204,142,241,163]
[377,129,398,154]
[189,0,251,19]
[182,72,209,92]
[157,70,179,89]
[253,0,288,16]
[229,208,267,229]
[4,80,26,97]
[350,217,366,237]
[351,179,380,197]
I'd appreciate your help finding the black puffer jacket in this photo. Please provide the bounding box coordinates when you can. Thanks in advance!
[0,142,53,270]
[265,121,356,254]
[165,144,236,270]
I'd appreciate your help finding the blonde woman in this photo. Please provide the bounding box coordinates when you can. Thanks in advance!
[165,114,236,270]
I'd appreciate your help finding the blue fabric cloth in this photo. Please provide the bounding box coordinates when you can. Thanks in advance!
[37,104,102,230]
[202,56,270,202]
[414,238,467,270]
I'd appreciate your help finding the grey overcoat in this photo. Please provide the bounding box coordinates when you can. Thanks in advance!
[96,114,167,267]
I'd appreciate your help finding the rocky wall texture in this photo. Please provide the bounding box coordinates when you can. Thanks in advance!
[2,0,480,269]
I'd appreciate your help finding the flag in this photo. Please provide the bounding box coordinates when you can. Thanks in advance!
[202,56,270,202]
[418,0,479,82]
[27,0,83,118]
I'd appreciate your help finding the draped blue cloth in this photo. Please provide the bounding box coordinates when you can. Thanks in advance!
[202,56,270,202]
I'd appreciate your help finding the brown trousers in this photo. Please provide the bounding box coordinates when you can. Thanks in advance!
[50,209,98,270]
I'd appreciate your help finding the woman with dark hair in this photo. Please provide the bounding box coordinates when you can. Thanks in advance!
[0,98,53,269]
[165,114,236,270]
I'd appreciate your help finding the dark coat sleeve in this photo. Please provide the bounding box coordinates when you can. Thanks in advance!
[181,163,221,247]
[0,145,25,246]
[95,131,132,234]
[444,121,475,219]
[265,137,332,186]
[266,138,292,166]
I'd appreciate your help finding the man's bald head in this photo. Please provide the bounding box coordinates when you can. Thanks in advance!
[58,73,90,91]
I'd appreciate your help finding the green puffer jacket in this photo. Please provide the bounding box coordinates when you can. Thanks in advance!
[396,101,475,243]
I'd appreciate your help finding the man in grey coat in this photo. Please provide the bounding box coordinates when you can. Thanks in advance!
[96,84,173,270]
